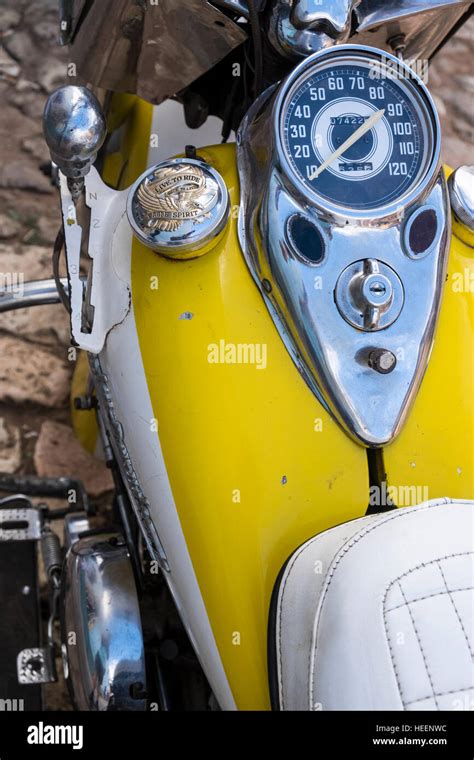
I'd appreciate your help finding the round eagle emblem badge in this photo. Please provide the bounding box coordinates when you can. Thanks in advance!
[127,158,229,258]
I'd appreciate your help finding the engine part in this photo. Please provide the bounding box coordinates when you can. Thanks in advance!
[61,532,147,711]
[41,529,62,579]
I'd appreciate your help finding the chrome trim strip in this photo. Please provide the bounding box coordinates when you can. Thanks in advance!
[88,353,170,572]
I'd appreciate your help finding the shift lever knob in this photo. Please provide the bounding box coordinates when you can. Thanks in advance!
[43,86,106,192]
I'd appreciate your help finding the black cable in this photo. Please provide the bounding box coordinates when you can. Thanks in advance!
[52,226,71,313]
[0,473,92,514]
[221,72,242,142]
[247,0,263,99]
[365,448,397,514]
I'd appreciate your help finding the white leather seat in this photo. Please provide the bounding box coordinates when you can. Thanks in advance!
[271,498,474,711]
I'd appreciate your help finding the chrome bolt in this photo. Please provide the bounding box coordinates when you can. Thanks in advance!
[368,349,397,374]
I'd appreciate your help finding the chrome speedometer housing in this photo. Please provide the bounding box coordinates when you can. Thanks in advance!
[237,44,450,447]
[274,45,441,220]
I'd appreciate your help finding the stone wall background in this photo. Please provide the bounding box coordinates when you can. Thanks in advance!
[0,1,114,500]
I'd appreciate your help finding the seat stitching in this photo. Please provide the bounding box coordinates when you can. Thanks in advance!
[437,560,473,659]
[309,505,440,707]
[312,548,473,708]
[385,586,473,613]
[405,686,474,706]
[384,552,472,585]
[382,552,473,709]
[382,587,406,705]
[308,500,466,705]
[397,580,440,709]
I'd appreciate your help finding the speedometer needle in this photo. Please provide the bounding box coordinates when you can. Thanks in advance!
[308,108,385,181]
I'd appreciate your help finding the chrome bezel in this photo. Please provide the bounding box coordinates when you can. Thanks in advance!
[274,44,441,221]
[127,158,230,255]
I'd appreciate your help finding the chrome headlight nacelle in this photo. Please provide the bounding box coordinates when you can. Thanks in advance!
[237,45,450,447]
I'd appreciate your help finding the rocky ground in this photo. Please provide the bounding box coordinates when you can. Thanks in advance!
[0,0,472,709]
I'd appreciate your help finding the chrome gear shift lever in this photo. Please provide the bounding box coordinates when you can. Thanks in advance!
[43,86,106,200]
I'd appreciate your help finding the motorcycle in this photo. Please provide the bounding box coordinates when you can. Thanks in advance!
[0,0,473,712]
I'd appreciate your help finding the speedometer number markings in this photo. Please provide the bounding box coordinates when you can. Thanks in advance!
[280,58,432,211]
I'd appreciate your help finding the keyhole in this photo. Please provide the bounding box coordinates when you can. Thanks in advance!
[370,281,387,295]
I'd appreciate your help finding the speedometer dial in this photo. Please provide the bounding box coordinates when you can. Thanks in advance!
[278,49,438,212]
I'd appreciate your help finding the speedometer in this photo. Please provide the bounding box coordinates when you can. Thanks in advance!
[276,46,439,214]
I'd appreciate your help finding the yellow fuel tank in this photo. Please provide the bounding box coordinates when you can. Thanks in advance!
[71,97,474,710]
